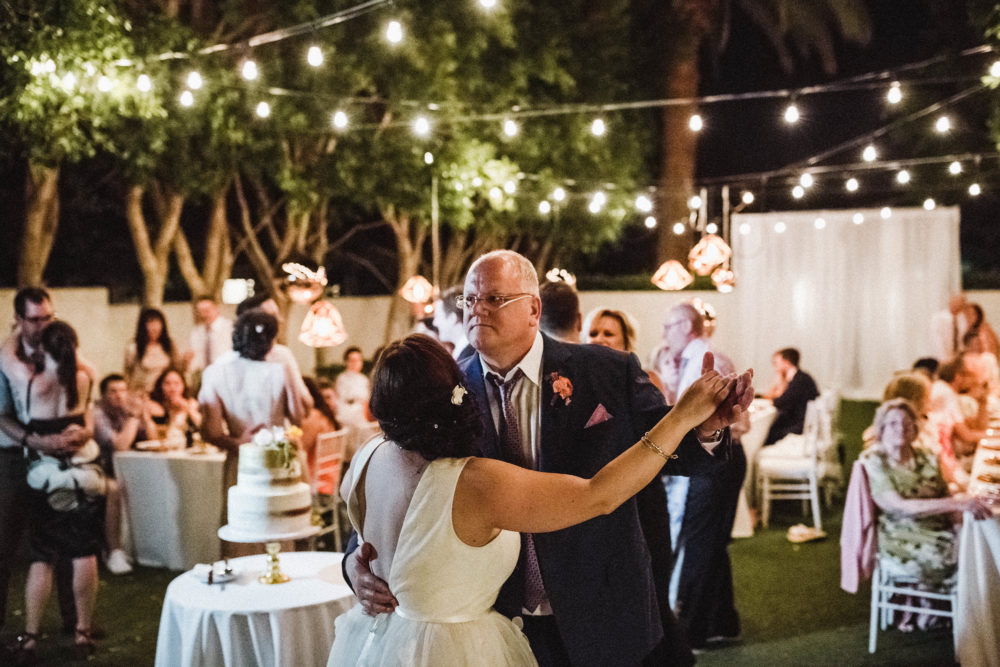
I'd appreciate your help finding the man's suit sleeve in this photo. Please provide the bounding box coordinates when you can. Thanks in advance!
[625,352,728,476]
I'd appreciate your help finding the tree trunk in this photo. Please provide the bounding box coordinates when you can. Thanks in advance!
[657,39,701,264]
[18,163,61,287]
[381,206,428,343]
[125,183,184,307]
[174,183,233,300]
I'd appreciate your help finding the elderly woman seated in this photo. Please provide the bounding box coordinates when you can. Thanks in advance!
[860,399,991,598]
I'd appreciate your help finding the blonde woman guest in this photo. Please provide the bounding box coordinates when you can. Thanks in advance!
[582,307,664,393]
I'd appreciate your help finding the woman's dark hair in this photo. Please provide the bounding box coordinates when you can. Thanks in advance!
[370,334,481,460]
[236,292,274,317]
[304,376,340,429]
[150,367,189,406]
[343,346,363,363]
[968,303,985,329]
[40,321,80,410]
[135,308,174,360]
[233,311,278,360]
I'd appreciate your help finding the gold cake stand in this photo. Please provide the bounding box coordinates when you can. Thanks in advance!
[218,525,320,584]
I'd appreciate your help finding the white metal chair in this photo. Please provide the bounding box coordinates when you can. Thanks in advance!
[757,399,836,530]
[868,558,957,653]
[311,428,350,549]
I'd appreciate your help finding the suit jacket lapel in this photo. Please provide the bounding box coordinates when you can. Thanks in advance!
[462,353,502,460]
[539,335,573,472]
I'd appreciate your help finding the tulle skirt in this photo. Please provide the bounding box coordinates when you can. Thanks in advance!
[327,605,537,666]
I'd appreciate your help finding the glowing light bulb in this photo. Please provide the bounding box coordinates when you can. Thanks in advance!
[673,222,686,235]
[424,152,434,165]
[705,222,718,234]
[241,60,258,81]
[186,71,203,90]
[862,145,877,162]
[792,185,805,199]
[307,45,324,67]
[635,195,653,213]
[853,213,864,225]
[479,0,497,8]
[887,82,902,104]
[923,198,936,210]
[739,222,751,236]
[688,195,702,210]
[948,161,962,175]
[504,180,517,194]
[61,73,76,89]
[552,187,566,202]
[814,217,826,229]
[255,101,271,118]
[136,74,151,92]
[97,75,112,92]
[644,216,657,229]
[539,201,552,215]
[845,178,859,192]
[935,116,951,133]
[503,118,519,137]
[992,61,1000,78]
[413,116,431,137]
[590,118,606,137]
[741,191,754,205]
[332,110,348,129]
[689,114,703,132]
[774,221,787,233]
[489,186,503,201]
[800,173,814,188]
[386,21,403,44]
[472,177,483,187]
[783,103,799,124]
[179,90,194,107]
[969,183,982,196]
[592,191,607,207]
[880,207,892,219]
[588,200,602,214]
[896,170,911,184]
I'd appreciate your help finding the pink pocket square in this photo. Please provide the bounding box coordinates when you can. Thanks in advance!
[585,404,613,428]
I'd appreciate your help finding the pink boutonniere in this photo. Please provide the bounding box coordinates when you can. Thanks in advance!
[548,372,573,406]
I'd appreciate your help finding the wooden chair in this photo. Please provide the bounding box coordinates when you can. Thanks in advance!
[311,428,349,549]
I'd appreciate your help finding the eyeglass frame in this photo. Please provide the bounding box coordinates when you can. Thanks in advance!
[456,293,534,311]
[17,312,55,325]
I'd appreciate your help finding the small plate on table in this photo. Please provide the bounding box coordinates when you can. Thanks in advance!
[192,562,238,584]
[135,440,167,452]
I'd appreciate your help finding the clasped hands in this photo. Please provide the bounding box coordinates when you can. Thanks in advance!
[691,351,754,439]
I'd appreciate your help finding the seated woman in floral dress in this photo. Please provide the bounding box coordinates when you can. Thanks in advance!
[861,399,991,594]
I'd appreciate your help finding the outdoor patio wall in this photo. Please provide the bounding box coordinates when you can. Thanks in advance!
[2,288,999,400]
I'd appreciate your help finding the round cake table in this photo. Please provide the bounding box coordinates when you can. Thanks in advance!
[154,551,356,667]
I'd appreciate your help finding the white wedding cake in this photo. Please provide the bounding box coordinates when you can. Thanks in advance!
[226,427,313,538]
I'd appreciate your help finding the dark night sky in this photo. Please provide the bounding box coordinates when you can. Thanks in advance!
[3,0,998,294]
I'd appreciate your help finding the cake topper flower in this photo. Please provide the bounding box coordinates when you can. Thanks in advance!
[451,384,468,406]
[548,372,573,406]
[251,426,300,467]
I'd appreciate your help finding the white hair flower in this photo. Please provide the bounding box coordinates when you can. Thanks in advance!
[451,385,467,406]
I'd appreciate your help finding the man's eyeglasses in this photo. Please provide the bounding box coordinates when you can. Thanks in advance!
[19,313,54,325]
[456,293,532,311]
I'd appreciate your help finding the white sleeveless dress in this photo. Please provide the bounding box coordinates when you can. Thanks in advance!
[327,442,537,666]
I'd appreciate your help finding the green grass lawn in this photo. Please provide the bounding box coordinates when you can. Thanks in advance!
[2,400,956,665]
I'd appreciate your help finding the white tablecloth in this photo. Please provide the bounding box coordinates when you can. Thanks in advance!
[731,400,777,538]
[115,448,226,570]
[955,511,1000,667]
[155,551,356,667]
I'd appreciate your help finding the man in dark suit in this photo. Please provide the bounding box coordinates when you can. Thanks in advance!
[432,285,476,361]
[764,348,819,445]
[347,251,752,666]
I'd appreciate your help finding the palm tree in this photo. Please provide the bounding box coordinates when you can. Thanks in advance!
[648,0,872,263]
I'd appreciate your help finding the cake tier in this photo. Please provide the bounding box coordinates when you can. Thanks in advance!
[237,443,301,486]
[227,482,313,536]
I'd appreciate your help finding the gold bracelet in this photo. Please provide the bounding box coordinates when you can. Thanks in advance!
[640,432,678,460]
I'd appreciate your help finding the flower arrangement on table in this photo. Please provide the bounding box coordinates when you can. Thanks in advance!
[251,425,303,468]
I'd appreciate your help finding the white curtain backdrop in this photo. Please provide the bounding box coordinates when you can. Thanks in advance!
[731,207,961,398]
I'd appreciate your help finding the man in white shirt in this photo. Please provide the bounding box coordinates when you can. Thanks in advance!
[188,295,233,376]
[661,303,745,648]
[929,292,969,362]
[432,286,474,360]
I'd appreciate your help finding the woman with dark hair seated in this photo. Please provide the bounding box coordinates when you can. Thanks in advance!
[328,334,739,666]
[199,312,311,553]
[299,376,342,483]
[147,368,201,444]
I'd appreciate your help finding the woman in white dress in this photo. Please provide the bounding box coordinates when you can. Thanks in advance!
[328,334,743,666]
[199,312,310,553]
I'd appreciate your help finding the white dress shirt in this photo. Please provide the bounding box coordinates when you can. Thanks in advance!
[189,316,234,372]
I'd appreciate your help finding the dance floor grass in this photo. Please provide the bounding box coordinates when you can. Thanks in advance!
[2,400,956,665]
